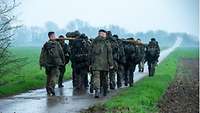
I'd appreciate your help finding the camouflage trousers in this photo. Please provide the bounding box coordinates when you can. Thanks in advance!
[117,64,124,88]
[124,64,136,87]
[147,60,157,76]
[45,66,60,94]
[109,69,116,89]
[92,71,108,93]
[138,59,145,72]
[72,66,88,93]
[58,66,66,86]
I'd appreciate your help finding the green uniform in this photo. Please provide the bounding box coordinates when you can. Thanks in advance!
[137,44,146,72]
[90,36,113,96]
[108,37,119,89]
[146,40,160,76]
[39,40,65,95]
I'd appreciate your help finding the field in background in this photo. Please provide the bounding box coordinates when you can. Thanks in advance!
[0,47,72,97]
[0,47,198,98]
[84,48,199,113]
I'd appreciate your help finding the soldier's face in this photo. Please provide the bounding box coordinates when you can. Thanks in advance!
[99,32,107,38]
[50,34,56,40]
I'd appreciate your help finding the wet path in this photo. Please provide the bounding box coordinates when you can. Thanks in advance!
[0,37,182,113]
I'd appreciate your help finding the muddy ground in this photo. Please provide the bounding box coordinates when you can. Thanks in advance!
[158,58,199,113]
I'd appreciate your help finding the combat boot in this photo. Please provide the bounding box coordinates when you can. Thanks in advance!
[49,87,55,96]
[58,84,64,88]
[94,89,100,98]
[90,85,94,93]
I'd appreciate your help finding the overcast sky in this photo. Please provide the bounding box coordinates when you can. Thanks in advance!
[19,0,199,36]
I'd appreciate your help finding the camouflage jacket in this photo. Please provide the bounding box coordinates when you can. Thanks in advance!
[69,38,91,68]
[39,40,65,67]
[146,41,160,61]
[90,36,113,71]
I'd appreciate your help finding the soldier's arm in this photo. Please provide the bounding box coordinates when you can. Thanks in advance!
[107,42,114,68]
[57,42,65,64]
[39,45,46,68]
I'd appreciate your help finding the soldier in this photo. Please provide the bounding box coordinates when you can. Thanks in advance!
[68,31,90,94]
[79,33,91,88]
[107,31,119,90]
[90,29,113,98]
[136,38,146,72]
[146,38,160,76]
[39,32,65,96]
[57,35,70,88]
[114,35,126,88]
[123,38,137,87]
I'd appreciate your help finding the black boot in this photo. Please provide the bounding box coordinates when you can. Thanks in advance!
[94,90,100,98]
[58,84,64,88]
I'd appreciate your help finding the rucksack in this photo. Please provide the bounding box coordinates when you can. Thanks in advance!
[44,41,61,65]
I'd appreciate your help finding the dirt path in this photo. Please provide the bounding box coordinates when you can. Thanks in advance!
[0,37,182,113]
[158,58,199,113]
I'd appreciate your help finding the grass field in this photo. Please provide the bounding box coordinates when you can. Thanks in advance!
[0,47,72,97]
[85,48,199,113]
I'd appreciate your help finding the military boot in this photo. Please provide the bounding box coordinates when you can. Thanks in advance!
[50,87,55,96]
[94,89,100,98]
[90,84,94,93]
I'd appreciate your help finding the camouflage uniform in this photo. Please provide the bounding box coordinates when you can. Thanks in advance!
[57,40,70,87]
[124,39,137,87]
[116,38,126,88]
[69,33,90,93]
[146,39,160,76]
[108,35,119,90]
[138,44,146,72]
[90,36,113,97]
[39,40,65,95]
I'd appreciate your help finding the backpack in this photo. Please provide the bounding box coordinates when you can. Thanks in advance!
[70,39,89,63]
[44,41,61,65]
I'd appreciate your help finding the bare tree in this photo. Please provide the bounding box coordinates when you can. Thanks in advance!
[0,0,27,76]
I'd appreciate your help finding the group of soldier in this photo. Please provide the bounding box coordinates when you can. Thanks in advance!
[39,29,160,98]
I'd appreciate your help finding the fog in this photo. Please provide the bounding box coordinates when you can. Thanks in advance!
[18,0,199,36]
[11,0,199,47]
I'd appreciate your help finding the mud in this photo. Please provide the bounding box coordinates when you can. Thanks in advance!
[158,58,199,113]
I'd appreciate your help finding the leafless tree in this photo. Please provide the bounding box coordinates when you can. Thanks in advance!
[0,0,27,77]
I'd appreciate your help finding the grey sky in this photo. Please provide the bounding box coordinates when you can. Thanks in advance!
[19,0,199,36]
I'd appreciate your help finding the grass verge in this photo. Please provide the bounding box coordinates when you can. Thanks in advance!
[0,47,72,97]
[84,48,199,113]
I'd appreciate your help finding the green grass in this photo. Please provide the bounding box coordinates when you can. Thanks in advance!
[0,47,72,97]
[95,48,199,113]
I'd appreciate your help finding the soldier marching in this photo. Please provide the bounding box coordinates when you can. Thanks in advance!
[39,30,160,98]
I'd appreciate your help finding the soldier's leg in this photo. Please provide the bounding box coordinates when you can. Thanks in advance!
[58,66,66,88]
[72,67,76,88]
[109,69,116,89]
[138,62,141,72]
[90,72,94,93]
[49,67,60,95]
[45,67,51,95]
[141,60,145,72]
[151,61,157,76]
[83,67,89,88]
[147,61,152,76]
[101,71,108,96]
[117,65,124,88]
[73,67,79,91]
[139,61,144,72]
[93,71,100,98]
[124,66,128,86]
[129,66,135,87]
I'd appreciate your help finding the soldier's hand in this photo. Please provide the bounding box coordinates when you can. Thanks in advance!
[109,66,114,69]
[89,65,92,71]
